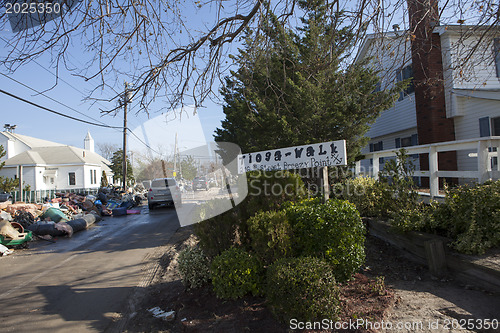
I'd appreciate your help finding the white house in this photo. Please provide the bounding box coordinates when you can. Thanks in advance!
[356,22,500,185]
[0,131,113,191]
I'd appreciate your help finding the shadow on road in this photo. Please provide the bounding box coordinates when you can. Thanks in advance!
[37,285,135,331]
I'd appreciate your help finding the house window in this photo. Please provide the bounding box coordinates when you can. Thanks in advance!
[494,38,500,78]
[68,172,76,186]
[479,117,491,137]
[396,65,415,101]
[369,141,384,152]
[93,170,97,184]
[492,117,500,136]
[396,134,418,148]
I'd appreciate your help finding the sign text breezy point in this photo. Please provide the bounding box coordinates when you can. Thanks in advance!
[237,140,347,174]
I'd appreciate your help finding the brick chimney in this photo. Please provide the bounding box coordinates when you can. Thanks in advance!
[407,0,457,186]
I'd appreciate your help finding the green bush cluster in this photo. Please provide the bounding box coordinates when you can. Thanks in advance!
[193,199,239,258]
[177,247,211,289]
[339,176,382,217]
[247,209,293,265]
[401,180,500,254]
[192,170,367,322]
[210,247,264,299]
[246,198,365,282]
[341,149,418,220]
[287,199,366,282]
[266,257,340,322]
[441,180,500,254]
[194,171,307,257]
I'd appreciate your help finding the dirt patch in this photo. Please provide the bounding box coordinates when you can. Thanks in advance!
[123,228,500,333]
[363,237,500,333]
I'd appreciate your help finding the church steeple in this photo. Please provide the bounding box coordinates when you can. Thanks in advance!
[84,131,95,152]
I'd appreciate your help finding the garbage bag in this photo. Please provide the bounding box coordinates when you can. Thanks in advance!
[41,207,69,223]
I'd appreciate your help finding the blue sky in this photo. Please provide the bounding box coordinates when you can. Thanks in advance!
[0,2,228,158]
[0,49,226,154]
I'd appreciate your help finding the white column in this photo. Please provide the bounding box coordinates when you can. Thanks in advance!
[372,156,379,180]
[477,140,489,183]
[429,147,438,198]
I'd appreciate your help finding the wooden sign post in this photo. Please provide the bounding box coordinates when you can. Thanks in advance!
[321,166,330,203]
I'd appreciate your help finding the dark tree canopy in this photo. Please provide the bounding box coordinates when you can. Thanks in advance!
[214,1,402,163]
[109,149,135,186]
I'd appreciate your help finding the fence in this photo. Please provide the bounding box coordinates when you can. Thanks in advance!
[9,188,100,204]
[355,136,500,198]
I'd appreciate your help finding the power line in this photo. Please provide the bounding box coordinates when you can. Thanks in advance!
[0,88,123,129]
[0,37,173,154]
[0,36,117,112]
[0,73,117,128]
[0,36,129,133]
[1,73,164,154]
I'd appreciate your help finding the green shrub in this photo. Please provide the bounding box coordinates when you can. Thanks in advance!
[177,247,211,289]
[438,181,500,254]
[194,171,308,256]
[211,247,264,299]
[193,199,239,258]
[390,201,435,232]
[388,180,500,255]
[266,257,340,323]
[286,199,366,282]
[339,176,388,217]
[341,149,418,220]
[247,210,293,265]
[244,170,308,214]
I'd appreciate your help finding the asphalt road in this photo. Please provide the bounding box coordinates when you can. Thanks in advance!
[0,204,180,333]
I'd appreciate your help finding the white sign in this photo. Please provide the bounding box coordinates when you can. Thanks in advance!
[237,140,346,174]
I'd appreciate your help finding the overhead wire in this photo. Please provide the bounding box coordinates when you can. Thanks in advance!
[0,73,118,128]
[0,88,123,129]
[0,36,196,159]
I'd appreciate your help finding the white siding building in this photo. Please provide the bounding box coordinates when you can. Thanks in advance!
[0,131,113,191]
[356,26,500,183]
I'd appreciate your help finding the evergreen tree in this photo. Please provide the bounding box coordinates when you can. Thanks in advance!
[215,1,402,164]
[109,149,135,186]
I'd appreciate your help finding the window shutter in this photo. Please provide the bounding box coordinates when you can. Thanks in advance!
[479,117,491,137]
[395,138,401,148]
[379,141,384,150]
[369,143,374,152]
[411,134,418,146]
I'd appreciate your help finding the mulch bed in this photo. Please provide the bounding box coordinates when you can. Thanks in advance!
[125,232,405,333]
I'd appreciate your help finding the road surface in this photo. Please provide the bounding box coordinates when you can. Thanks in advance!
[0,204,180,332]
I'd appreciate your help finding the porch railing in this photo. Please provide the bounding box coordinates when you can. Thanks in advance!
[355,136,500,198]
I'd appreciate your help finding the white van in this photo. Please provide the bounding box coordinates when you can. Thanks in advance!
[148,178,182,210]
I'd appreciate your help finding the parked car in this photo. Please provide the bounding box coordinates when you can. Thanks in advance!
[148,178,182,210]
[192,177,208,191]
[0,193,13,202]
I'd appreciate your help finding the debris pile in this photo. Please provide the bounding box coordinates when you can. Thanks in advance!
[0,186,146,253]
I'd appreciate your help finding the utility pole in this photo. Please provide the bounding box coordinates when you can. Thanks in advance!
[173,132,178,179]
[122,82,132,191]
